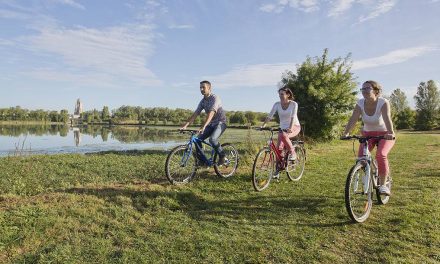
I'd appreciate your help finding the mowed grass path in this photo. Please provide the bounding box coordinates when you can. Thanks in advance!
[0,131,439,263]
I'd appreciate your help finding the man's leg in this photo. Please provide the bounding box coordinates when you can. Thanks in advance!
[195,126,215,164]
[208,122,227,163]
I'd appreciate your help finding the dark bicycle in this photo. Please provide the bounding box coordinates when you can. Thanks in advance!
[165,129,239,184]
[252,127,306,191]
[341,135,394,223]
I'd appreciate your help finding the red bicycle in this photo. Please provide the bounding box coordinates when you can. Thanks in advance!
[252,127,306,191]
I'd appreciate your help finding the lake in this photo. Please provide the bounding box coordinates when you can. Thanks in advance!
[0,124,189,156]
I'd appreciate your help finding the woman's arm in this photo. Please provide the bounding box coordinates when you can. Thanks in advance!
[381,100,395,139]
[342,105,362,136]
[261,103,277,127]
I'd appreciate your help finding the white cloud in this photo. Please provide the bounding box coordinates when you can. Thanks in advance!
[203,63,296,88]
[168,24,194,29]
[260,0,319,13]
[353,45,438,70]
[328,0,355,17]
[0,9,30,19]
[260,0,398,22]
[25,23,162,87]
[358,0,397,23]
[50,0,85,10]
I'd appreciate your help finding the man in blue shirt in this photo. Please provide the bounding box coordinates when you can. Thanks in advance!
[181,80,227,164]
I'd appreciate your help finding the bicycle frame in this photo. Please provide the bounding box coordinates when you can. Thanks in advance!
[345,136,386,194]
[262,128,288,170]
[356,138,375,194]
[181,131,216,167]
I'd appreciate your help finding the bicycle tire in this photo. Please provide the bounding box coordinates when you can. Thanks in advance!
[165,145,197,184]
[374,159,392,205]
[213,143,239,178]
[286,144,306,181]
[252,148,275,191]
[345,162,373,223]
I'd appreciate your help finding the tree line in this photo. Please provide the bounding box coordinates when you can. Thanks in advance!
[81,106,269,127]
[0,107,69,123]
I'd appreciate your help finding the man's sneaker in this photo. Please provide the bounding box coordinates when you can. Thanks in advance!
[218,154,226,165]
[378,185,391,196]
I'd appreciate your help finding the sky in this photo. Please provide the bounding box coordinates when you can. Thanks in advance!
[0,0,439,114]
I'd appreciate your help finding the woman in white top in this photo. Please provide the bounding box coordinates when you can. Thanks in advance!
[261,87,301,161]
[342,80,395,196]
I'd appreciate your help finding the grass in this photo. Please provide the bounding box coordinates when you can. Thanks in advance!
[0,131,439,263]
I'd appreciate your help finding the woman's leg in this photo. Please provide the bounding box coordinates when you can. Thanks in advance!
[277,125,301,156]
[376,138,395,185]
[358,131,395,185]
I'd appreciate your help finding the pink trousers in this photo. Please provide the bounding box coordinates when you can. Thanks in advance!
[357,131,395,177]
[277,125,301,155]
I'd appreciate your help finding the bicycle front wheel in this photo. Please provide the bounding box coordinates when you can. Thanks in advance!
[214,143,239,178]
[252,148,275,192]
[165,145,197,184]
[286,144,306,181]
[345,163,373,223]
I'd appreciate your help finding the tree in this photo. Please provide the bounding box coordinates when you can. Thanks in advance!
[389,89,415,129]
[414,80,440,130]
[282,49,357,140]
[102,106,110,120]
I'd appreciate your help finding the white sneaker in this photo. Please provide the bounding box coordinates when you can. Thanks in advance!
[289,152,297,161]
[273,167,280,179]
[378,185,391,196]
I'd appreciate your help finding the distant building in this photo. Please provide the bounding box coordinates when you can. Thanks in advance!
[73,98,83,118]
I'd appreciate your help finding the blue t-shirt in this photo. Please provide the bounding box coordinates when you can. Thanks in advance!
[195,94,226,125]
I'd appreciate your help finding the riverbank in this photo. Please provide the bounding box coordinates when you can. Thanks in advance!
[1,132,439,263]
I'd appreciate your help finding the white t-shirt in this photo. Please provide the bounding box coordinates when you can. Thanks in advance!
[357,97,388,132]
[268,101,300,130]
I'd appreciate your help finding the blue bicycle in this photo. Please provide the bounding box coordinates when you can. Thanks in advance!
[165,129,239,184]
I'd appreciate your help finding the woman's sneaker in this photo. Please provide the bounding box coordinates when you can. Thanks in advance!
[378,185,391,196]
[289,152,297,161]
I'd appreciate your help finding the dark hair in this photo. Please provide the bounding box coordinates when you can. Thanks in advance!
[363,80,382,96]
[200,80,211,87]
[278,87,294,100]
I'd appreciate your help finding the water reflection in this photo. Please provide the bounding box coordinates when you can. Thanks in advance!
[0,124,186,144]
[0,124,187,156]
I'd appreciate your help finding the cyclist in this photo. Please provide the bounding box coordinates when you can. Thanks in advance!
[180,80,227,164]
[261,86,301,177]
[342,80,395,196]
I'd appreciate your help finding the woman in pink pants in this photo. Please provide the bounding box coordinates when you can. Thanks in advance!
[261,87,301,177]
[342,80,395,196]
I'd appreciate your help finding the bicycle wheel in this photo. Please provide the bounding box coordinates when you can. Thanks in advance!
[165,145,197,184]
[374,159,392,205]
[286,144,306,181]
[214,143,239,178]
[345,162,373,223]
[252,148,275,191]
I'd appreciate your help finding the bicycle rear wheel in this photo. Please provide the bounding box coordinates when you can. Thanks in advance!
[165,145,197,184]
[286,144,306,181]
[345,163,373,223]
[252,148,275,191]
[374,158,392,204]
[214,143,239,178]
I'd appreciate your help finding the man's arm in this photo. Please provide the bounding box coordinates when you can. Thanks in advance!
[181,111,199,130]
[200,111,215,133]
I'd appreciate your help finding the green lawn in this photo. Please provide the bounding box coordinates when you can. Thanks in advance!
[0,131,439,263]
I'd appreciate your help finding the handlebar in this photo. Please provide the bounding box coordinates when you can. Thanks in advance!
[340,135,395,142]
[254,127,287,132]
[178,129,199,134]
